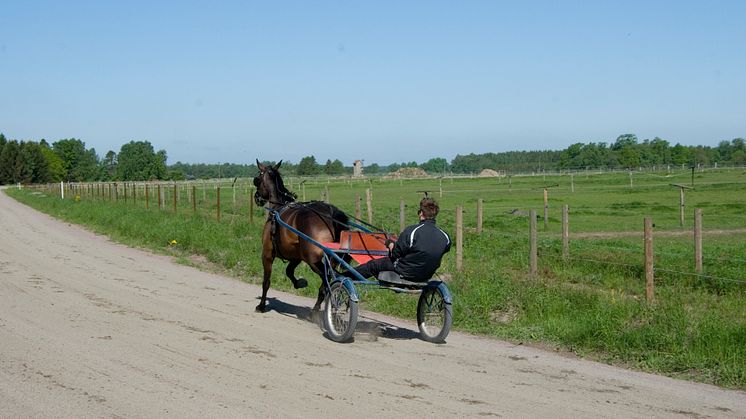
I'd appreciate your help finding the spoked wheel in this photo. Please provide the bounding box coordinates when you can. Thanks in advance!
[417,286,452,343]
[324,281,358,342]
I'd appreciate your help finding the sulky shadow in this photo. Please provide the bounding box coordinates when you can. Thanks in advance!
[261,297,421,342]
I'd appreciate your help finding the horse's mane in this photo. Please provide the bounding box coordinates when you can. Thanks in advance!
[269,168,297,202]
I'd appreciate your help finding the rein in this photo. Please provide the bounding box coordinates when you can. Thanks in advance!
[256,167,391,243]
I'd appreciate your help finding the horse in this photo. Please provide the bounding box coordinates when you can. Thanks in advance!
[253,160,350,313]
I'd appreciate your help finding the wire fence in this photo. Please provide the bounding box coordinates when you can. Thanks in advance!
[27,177,746,296]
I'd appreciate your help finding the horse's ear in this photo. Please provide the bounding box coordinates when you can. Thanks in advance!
[274,160,282,170]
[256,159,266,171]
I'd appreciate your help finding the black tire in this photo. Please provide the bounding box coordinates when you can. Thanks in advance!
[323,281,358,342]
[417,286,452,343]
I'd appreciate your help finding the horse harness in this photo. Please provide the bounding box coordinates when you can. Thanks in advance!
[265,201,339,262]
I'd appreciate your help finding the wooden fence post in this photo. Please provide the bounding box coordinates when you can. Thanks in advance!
[124,183,127,204]
[570,173,575,192]
[400,199,406,232]
[679,187,685,227]
[456,206,463,272]
[157,184,162,209]
[562,204,569,261]
[249,188,254,224]
[355,195,361,220]
[644,217,654,303]
[529,209,537,277]
[366,188,373,224]
[476,198,483,234]
[192,185,197,215]
[324,185,330,203]
[543,188,549,230]
[114,183,118,202]
[694,208,703,273]
[145,184,150,209]
[173,184,177,213]
[216,185,221,222]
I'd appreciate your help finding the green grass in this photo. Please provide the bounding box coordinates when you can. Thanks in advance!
[9,167,746,390]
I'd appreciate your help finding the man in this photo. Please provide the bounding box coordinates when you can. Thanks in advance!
[345,197,451,282]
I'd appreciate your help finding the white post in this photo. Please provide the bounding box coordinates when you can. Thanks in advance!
[60,181,65,199]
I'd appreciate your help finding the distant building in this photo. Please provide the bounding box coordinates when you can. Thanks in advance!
[353,160,364,177]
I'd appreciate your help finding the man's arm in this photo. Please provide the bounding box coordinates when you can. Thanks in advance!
[390,226,412,261]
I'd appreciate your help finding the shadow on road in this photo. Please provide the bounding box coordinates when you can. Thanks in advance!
[263,297,421,342]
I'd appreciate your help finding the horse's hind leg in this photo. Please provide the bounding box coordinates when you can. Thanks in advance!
[310,260,328,311]
[285,260,308,289]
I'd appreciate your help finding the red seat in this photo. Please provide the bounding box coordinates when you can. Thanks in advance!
[322,231,395,264]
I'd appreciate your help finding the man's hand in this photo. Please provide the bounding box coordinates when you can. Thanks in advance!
[385,238,395,251]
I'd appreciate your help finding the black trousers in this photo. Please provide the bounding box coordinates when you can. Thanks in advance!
[343,257,396,280]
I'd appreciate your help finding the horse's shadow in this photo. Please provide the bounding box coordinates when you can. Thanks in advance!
[262,297,421,342]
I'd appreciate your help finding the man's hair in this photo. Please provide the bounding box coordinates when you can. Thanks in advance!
[419,197,439,219]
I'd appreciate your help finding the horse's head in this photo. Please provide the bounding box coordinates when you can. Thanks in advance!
[254,159,296,207]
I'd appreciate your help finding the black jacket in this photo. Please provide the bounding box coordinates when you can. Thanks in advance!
[390,219,451,280]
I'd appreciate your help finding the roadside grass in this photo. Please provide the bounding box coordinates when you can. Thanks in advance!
[7,169,746,390]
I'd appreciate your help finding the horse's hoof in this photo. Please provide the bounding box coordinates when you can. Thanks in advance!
[294,278,308,289]
[312,304,321,312]
[255,304,267,313]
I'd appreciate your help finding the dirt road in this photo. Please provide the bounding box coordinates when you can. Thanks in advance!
[1,190,743,418]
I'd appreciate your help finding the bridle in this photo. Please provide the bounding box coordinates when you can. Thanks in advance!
[254,169,296,207]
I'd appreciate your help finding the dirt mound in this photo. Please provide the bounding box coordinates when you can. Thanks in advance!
[479,169,502,177]
[385,167,430,178]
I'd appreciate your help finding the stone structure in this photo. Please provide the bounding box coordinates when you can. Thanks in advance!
[353,160,364,177]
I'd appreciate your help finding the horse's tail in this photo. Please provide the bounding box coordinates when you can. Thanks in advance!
[331,205,350,241]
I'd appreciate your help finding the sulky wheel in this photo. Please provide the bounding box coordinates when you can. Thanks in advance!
[324,281,358,342]
[417,286,452,343]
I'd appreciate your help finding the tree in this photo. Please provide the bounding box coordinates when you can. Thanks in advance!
[612,134,640,168]
[297,155,319,176]
[365,163,381,174]
[611,134,638,151]
[670,143,691,165]
[101,150,118,180]
[116,141,167,181]
[323,159,345,175]
[20,141,50,183]
[0,140,20,184]
[52,138,98,181]
[648,137,671,165]
[0,133,6,161]
[559,143,584,169]
[40,144,65,182]
[420,157,449,174]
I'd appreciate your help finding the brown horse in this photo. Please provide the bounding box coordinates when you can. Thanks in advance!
[253,160,349,312]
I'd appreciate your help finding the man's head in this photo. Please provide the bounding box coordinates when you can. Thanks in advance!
[418,197,439,220]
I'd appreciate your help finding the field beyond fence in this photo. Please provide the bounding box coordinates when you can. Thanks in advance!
[10,166,746,389]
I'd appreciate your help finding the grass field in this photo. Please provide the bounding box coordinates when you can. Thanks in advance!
[8,166,746,389]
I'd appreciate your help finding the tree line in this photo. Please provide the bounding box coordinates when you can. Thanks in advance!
[1,132,744,185]
[0,134,169,185]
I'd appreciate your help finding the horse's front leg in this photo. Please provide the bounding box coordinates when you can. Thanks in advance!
[256,250,274,313]
[285,260,308,289]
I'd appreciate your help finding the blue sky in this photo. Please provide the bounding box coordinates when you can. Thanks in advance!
[1,1,744,165]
